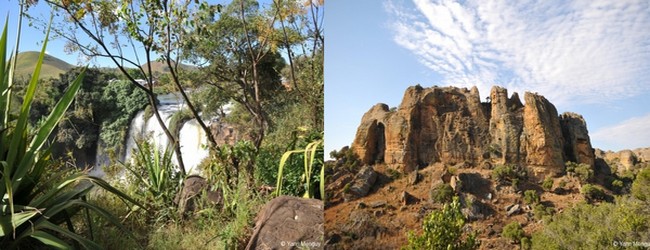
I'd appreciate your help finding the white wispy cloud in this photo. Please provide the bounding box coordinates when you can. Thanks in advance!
[591,113,650,151]
[385,0,650,106]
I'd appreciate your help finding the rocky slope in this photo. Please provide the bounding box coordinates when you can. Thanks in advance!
[351,85,594,177]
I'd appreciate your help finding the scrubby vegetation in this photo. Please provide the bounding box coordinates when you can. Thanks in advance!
[491,164,527,185]
[403,197,478,250]
[430,183,455,204]
[502,221,525,243]
[532,196,650,249]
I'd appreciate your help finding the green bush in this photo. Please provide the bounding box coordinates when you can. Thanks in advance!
[521,237,531,250]
[542,177,553,191]
[403,197,478,250]
[492,164,527,185]
[532,203,554,220]
[631,167,650,202]
[581,184,605,202]
[531,197,650,249]
[502,222,525,243]
[523,190,540,205]
[430,183,455,204]
[566,161,593,183]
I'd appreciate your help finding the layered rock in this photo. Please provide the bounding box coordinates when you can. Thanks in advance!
[351,85,596,176]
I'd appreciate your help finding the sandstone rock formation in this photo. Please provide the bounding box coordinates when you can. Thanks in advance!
[351,85,596,176]
[246,196,323,250]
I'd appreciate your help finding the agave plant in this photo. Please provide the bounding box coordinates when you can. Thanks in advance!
[0,16,142,249]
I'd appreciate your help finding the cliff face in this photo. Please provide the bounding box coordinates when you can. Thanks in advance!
[351,85,594,176]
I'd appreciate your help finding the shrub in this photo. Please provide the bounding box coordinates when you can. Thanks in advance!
[610,179,624,193]
[531,197,650,249]
[581,184,605,202]
[502,221,525,243]
[521,237,532,250]
[566,161,593,183]
[542,177,553,191]
[403,197,478,250]
[631,167,650,202]
[430,183,455,204]
[492,164,526,185]
[523,190,540,205]
[532,203,554,220]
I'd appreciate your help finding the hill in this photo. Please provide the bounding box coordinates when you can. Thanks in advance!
[141,61,197,75]
[14,51,73,80]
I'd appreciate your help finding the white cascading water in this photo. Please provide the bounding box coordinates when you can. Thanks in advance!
[92,93,213,179]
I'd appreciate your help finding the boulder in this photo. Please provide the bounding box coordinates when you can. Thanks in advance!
[348,165,378,199]
[506,204,521,217]
[246,196,323,250]
[174,175,222,216]
[460,193,487,220]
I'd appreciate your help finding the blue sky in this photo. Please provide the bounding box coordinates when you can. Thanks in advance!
[325,0,650,158]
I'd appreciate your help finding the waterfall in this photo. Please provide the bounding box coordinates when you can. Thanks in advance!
[93,93,216,179]
[177,119,210,175]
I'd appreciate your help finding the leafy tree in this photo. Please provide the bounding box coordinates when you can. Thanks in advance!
[403,197,478,250]
[631,167,650,202]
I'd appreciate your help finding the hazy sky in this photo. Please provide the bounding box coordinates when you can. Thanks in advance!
[325,0,650,158]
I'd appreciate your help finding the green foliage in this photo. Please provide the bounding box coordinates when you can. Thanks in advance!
[581,184,605,202]
[609,178,625,194]
[275,136,324,199]
[403,197,478,250]
[329,146,361,170]
[122,139,180,223]
[430,183,455,204]
[533,203,554,221]
[631,167,650,202]
[523,190,540,205]
[521,237,532,250]
[492,164,527,185]
[532,197,650,249]
[566,161,593,183]
[542,177,554,191]
[98,79,148,154]
[502,222,525,243]
[0,20,141,248]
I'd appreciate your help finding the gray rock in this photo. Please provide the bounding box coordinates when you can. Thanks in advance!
[506,204,521,216]
[369,200,387,208]
[409,170,421,185]
[349,165,378,198]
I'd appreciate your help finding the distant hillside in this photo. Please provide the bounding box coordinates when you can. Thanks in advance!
[14,51,73,80]
[141,61,198,75]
